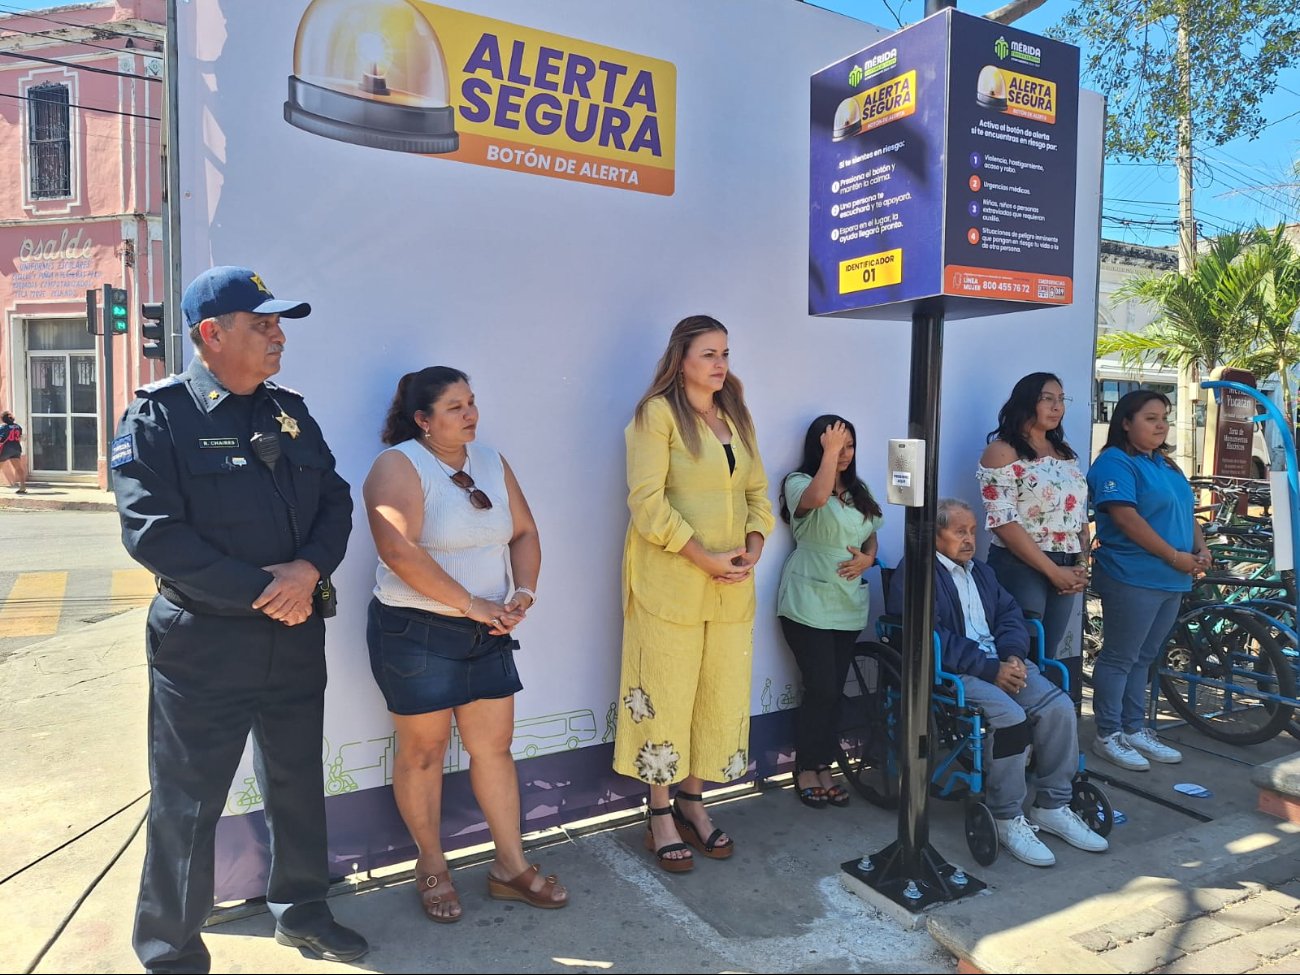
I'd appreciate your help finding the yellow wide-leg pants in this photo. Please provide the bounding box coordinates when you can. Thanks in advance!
[613,605,753,785]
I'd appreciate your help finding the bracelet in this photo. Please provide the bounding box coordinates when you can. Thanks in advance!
[465,594,476,616]
[513,586,536,604]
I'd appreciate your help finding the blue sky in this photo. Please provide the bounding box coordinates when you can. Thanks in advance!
[811,0,1300,247]
[3,0,1295,246]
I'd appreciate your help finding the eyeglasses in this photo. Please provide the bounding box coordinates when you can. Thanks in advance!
[449,470,493,510]
[1038,394,1073,407]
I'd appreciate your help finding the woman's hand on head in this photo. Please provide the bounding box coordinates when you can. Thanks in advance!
[819,421,852,457]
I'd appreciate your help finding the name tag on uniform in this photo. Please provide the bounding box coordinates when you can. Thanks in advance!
[110,434,135,469]
[199,437,240,449]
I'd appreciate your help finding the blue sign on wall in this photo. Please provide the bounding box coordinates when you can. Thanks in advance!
[809,9,1080,319]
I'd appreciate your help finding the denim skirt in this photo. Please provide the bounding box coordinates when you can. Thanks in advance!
[366,597,523,715]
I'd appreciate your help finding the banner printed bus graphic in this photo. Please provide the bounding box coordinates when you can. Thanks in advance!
[284,0,677,195]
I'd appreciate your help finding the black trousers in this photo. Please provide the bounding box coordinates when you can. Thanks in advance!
[779,617,860,770]
[134,597,332,974]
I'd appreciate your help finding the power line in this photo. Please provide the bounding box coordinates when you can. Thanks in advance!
[0,48,160,83]
[0,89,158,122]
[0,2,158,44]
[0,16,150,56]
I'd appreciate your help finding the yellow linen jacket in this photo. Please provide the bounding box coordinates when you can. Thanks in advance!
[623,396,775,624]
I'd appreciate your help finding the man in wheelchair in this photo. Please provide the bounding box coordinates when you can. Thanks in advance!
[887,498,1108,867]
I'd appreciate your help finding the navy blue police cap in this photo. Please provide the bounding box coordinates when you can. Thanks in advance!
[182,266,311,328]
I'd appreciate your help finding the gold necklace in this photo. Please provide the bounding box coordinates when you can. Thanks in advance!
[691,401,717,418]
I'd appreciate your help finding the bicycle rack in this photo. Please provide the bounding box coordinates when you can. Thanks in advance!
[1201,379,1300,621]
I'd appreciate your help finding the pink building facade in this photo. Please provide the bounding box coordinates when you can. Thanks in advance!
[0,1,165,486]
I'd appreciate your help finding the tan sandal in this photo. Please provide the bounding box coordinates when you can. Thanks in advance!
[487,863,568,909]
[416,870,462,923]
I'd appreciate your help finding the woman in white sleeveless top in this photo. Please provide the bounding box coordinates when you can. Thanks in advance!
[363,367,566,921]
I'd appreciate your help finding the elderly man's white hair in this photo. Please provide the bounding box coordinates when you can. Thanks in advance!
[935,497,973,530]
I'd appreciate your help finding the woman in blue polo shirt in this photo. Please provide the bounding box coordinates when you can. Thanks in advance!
[1087,390,1209,772]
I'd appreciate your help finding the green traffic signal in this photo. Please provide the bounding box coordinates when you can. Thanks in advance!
[108,287,129,334]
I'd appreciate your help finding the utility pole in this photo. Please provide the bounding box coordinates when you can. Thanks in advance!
[161,0,183,373]
[1174,4,1197,475]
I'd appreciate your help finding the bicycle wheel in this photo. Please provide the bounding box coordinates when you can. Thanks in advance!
[836,641,901,807]
[1081,589,1102,686]
[1159,605,1297,745]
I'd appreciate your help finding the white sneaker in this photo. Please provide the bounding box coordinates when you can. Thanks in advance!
[1123,729,1182,764]
[1093,731,1149,771]
[1028,805,1109,853]
[995,815,1056,867]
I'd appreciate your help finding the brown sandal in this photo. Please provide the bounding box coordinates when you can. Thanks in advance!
[416,870,462,923]
[487,863,568,909]
[672,791,734,859]
[644,804,694,873]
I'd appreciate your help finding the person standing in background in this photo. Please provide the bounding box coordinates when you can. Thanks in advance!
[0,410,27,493]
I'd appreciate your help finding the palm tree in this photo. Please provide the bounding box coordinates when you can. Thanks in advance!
[1097,231,1257,379]
[1236,225,1300,426]
[1098,226,1300,465]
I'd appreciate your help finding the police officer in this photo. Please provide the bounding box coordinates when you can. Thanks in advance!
[113,266,367,973]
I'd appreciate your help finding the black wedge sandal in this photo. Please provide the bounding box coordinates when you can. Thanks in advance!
[672,791,734,859]
[643,805,694,873]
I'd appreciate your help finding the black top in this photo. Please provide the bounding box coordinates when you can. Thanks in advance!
[111,357,353,616]
[723,442,736,475]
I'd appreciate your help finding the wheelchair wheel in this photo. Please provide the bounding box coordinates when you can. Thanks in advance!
[1070,776,1114,837]
[964,800,999,866]
[836,641,901,808]
[1159,605,1296,745]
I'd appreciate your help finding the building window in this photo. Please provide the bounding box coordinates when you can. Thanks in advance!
[28,83,71,199]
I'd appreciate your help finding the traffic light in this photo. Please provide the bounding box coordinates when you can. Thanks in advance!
[105,285,129,334]
[140,302,166,360]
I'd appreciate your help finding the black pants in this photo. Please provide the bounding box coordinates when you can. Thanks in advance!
[779,617,860,770]
[134,597,333,974]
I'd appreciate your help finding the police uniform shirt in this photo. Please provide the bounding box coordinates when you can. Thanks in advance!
[112,357,352,614]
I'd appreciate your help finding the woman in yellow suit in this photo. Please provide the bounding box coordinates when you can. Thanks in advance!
[614,315,774,873]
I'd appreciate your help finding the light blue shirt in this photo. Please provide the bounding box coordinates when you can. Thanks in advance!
[937,552,998,658]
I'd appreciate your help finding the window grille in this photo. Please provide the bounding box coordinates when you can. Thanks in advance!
[28,83,71,199]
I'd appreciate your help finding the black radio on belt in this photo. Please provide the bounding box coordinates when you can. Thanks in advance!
[314,577,337,618]
[252,429,339,620]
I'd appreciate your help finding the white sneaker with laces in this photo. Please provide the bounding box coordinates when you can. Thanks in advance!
[1123,729,1182,764]
[1093,731,1149,771]
[995,815,1056,867]
[1028,805,1109,853]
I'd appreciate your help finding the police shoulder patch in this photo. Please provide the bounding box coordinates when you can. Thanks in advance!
[110,434,136,469]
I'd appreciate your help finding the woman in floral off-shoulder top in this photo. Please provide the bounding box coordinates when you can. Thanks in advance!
[977,372,1089,668]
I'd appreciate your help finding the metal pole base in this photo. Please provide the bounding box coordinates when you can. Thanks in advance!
[841,840,985,911]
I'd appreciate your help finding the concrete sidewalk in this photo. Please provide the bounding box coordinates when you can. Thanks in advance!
[0,480,116,512]
[2,607,1298,974]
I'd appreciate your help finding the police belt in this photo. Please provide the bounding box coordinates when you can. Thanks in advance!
[158,582,264,618]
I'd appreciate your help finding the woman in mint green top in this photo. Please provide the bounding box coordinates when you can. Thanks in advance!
[777,415,883,808]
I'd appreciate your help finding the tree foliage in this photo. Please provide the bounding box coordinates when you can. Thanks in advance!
[1098,225,1300,417]
[1050,1,1300,160]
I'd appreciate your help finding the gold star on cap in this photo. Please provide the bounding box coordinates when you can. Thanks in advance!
[208,390,219,400]
[275,410,300,439]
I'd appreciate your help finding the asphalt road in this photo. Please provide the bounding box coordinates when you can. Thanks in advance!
[0,509,149,658]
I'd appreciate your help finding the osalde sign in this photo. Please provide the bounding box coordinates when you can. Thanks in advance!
[12,228,99,299]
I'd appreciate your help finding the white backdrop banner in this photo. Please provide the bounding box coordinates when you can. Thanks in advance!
[173,0,1103,900]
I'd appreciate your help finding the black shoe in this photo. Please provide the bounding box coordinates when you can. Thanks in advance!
[274,919,369,963]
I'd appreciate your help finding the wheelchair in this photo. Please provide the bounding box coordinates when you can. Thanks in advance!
[835,606,1114,866]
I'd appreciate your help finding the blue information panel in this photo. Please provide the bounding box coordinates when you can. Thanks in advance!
[808,9,1079,319]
